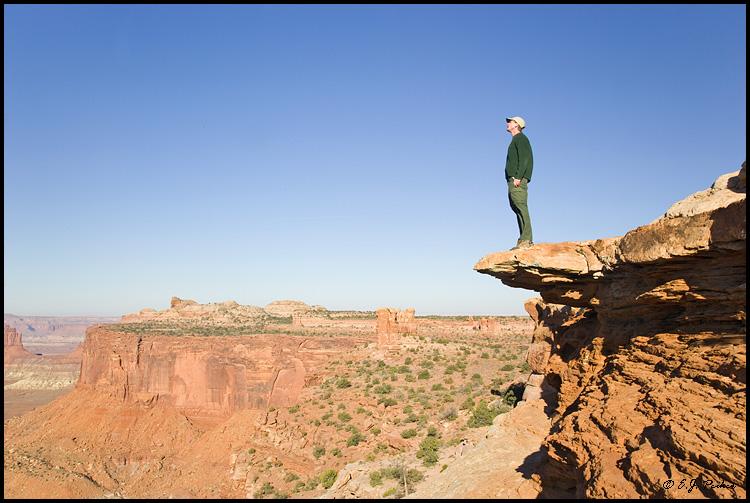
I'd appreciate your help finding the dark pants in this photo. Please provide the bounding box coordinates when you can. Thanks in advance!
[508,178,532,243]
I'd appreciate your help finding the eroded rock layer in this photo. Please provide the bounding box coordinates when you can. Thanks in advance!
[78,327,369,419]
[475,166,746,498]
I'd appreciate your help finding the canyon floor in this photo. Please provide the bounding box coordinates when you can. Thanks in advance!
[4,314,535,499]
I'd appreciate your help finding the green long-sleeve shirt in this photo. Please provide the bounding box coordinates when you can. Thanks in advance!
[505,132,533,182]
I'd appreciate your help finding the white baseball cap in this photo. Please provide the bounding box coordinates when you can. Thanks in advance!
[505,116,526,129]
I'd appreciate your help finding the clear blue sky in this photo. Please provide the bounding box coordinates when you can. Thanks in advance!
[4,5,746,316]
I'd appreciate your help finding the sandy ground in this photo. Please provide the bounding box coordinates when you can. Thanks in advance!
[3,383,74,421]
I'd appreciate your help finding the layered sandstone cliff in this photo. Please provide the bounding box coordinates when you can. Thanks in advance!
[77,326,370,419]
[474,166,746,498]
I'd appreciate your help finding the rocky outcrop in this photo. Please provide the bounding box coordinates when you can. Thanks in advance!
[77,326,370,419]
[376,308,417,349]
[475,167,746,498]
[264,300,311,317]
[4,324,35,363]
[121,297,268,324]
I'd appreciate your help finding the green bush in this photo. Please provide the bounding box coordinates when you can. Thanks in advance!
[417,436,441,466]
[400,428,417,439]
[374,383,393,394]
[338,411,352,422]
[320,469,338,489]
[501,364,515,371]
[467,400,499,428]
[285,472,299,483]
[331,448,342,457]
[347,431,365,446]
[417,370,430,380]
[370,470,383,486]
[406,468,424,484]
[440,407,457,421]
[459,396,474,410]
[336,377,352,388]
[254,482,275,499]
[313,446,326,459]
[378,397,397,407]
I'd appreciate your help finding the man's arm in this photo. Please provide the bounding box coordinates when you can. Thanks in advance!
[517,137,533,182]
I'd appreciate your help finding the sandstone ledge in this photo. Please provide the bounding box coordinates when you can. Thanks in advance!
[474,167,746,498]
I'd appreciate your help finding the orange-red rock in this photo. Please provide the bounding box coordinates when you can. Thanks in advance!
[475,166,746,498]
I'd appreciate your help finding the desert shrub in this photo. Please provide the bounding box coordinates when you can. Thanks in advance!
[404,357,412,365]
[320,469,338,489]
[406,468,424,484]
[305,477,319,490]
[481,352,490,359]
[347,431,365,446]
[401,428,417,439]
[284,472,299,483]
[417,435,441,466]
[370,470,383,486]
[383,487,397,497]
[287,404,300,413]
[292,481,306,493]
[338,411,352,423]
[440,407,457,421]
[374,383,393,394]
[313,446,326,459]
[502,389,518,407]
[405,374,416,382]
[459,396,474,410]
[519,361,531,372]
[378,397,397,407]
[381,465,403,480]
[501,364,515,371]
[254,482,275,499]
[404,413,418,423]
[431,383,444,391]
[336,377,352,388]
[417,370,430,380]
[467,400,498,428]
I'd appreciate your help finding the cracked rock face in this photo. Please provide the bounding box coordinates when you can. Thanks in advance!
[475,166,746,498]
[78,327,369,418]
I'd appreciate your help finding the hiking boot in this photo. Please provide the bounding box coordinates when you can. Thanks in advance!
[511,240,534,250]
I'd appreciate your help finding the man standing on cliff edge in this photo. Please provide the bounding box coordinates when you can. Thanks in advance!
[504,116,534,249]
